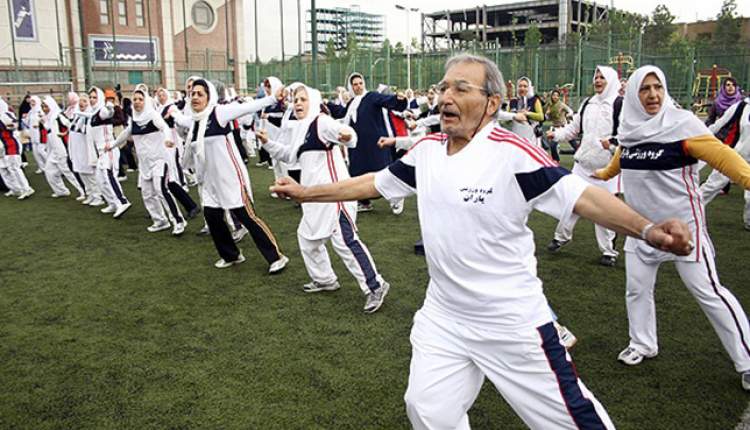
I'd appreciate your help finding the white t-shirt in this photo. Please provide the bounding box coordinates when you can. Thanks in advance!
[374,122,588,328]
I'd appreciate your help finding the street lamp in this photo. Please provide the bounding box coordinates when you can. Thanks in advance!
[395,4,419,90]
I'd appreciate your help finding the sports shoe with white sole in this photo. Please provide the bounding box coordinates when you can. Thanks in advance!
[215,254,245,268]
[742,372,750,391]
[232,226,248,243]
[172,222,187,236]
[147,221,171,233]
[268,255,289,274]
[364,282,390,314]
[113,202,132,219]
[547,239,569,253]
[18,188,34,200]
[554,322,578,349]
[88,197,105,207]
[100,205,116,214]
[4,191,15,197]
[390,199,404,215]
[76,194,86,201]
[303,280,341,293]
[81,195,92,205]
[51,192,70,198]
[617,347,657,366]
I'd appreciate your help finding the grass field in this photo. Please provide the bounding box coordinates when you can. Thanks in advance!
[2,153,750,429]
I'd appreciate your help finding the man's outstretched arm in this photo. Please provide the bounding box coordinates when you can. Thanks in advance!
[270,173,381,203]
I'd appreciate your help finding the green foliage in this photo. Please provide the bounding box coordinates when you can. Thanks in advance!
[586,9,647,44]
[524,22,542,48]
[643,4,676,52]
[714,0,743,50]
[324,39,337,60]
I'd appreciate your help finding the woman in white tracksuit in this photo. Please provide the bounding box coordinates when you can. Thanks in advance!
[175,78,288,272]
[699,97,750,227]
[258,84,390,314]
[40,96,84,199]
[595,66,750,390]
[69,94,103,206]
[112,86,186,235]
[88,86,131,219]
[25,95,46,173]
[545,66,623,266]
[0,97,34,199]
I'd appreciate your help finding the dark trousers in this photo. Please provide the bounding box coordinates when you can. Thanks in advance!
[204,205,282,264]
[166,181,198,214]
[288,169,301,183]
[119,141,137,176]
[259,147,272,164]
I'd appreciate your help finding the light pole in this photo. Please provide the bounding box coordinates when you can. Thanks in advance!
[395,4,418,90]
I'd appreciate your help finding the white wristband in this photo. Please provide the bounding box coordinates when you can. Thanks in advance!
[640,223,655,242]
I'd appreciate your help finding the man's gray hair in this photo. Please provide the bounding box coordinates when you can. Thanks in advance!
[445,54,505,104]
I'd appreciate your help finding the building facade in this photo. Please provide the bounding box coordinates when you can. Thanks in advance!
[306,6,385,54]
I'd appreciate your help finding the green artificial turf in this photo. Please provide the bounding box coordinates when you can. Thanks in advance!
[1,154,749,429]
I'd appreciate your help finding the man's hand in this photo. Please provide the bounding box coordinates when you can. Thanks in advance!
[645,219,694,256]
[338,129,352,143]
[255,129,269,145]
[378,137,396,148]
[515,112,528,123]
[600,138,611,150]
[270,176,305,202]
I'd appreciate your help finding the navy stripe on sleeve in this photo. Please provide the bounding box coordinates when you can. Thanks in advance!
[388,160,416,188]
[514,166,569,202]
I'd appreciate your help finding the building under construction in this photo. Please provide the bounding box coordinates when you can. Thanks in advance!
[306,6,385,54]
[422,0,611,51]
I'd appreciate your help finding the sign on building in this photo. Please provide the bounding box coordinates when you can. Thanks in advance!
[11,0,37,40]
[89,36,159,66]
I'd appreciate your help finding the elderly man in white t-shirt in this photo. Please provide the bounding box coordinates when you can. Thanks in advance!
[271,54,694,430]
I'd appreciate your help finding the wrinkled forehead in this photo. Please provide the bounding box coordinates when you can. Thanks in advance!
[443,61,486,87]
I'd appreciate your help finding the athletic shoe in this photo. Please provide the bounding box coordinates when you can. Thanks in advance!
[76,194,87,201]
[303,280,341,293]
[51,192,70,198]
[215,254,245,269]
[172,222,187,236]
[146,221,171,233]
[390,199,404,215]
[113,202,132,219]
[744,224,750,232]
[363,282,390,314]
[17,188,35,200]
[196,224,210,236]
[599,255,617,267]
[414,239,425,256]
[547,239,569,253]
[554,321,577,349]
[34,169,42,174]
[617,347,657,366]
[126,168,135,172]
[742,372,750,391]
[21,162,28,167]
[187,206,202,220]
[81,195,93,205]
[268,255,290,274]
[255,161,267,167]
[88,197,105,207]
[4,191,16,197]
[232,226,248,243]
[270,192,279,199]
[357,202,374,212]
[117,176,127,182]
[100,205,116,214]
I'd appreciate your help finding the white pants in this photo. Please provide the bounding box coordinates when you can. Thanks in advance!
[0,155,30,193]
[31,142,47,171]
[96,166,128,208]
[272,158,288,181]
[298,211,385,294]
[624,247,750,372]
[140,175,169,224]
[404,310,615,430]
[44,157,83,196]
[700,169,750,224]
[554,213,618,257]
[80,172,101,199]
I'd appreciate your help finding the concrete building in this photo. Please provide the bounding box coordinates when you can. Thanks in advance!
[676,17,750,42]
[306,6,385,54]
[421,0,610,51]
[0,0,248,103]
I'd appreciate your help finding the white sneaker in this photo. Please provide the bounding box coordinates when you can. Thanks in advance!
[100,205,116,214]
[4,190,16,197]
[17,188,35,200]
[303,280,341,293]
[172,222,186,236]
[554,322,577,349]
[81,195,92,205]
[390,199,404,215]
[215,254,246,268]
[617,347,657,366]
[232,226,248,243]
[51,192,70,198]
[117,176,127,182]
[268,255,290,274]
[270,192,279,199]
[113,202,132,219]
[147,221,171,233]
[34,169,42,174]
[363,282,390,314]
[88,197,105,207]
[76,194,87,201]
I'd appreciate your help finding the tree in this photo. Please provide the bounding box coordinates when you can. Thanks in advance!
[714,0,743,49]
[643,4,676,52]
[324,39,337,59]
[524,22,542,48]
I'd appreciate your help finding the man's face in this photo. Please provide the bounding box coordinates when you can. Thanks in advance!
[437,62,495,140]
[351,77,364,96]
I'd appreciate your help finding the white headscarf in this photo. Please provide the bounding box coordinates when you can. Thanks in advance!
[88,87,105,113]
[132,85,159,126]
[183,75,202,116]
[64,92,80,118]
[42,96,61,128]
[287,84,323,150]
[0,97,8,116]
[344,73,367,124]
[29,95,42,117]
[186,78,219,162]
[154,87,174,111]
[517,77,535,98]
[264,77,283,98]
[589,66,621,106]
[618,65,710,147]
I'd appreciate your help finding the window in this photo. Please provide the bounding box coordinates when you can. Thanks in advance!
[135,0,144,27]
[191,1,215,31]
[99,0,109,25]
[118,0,127,26]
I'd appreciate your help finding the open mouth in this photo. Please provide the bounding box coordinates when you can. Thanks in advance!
[441,111,459,120]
